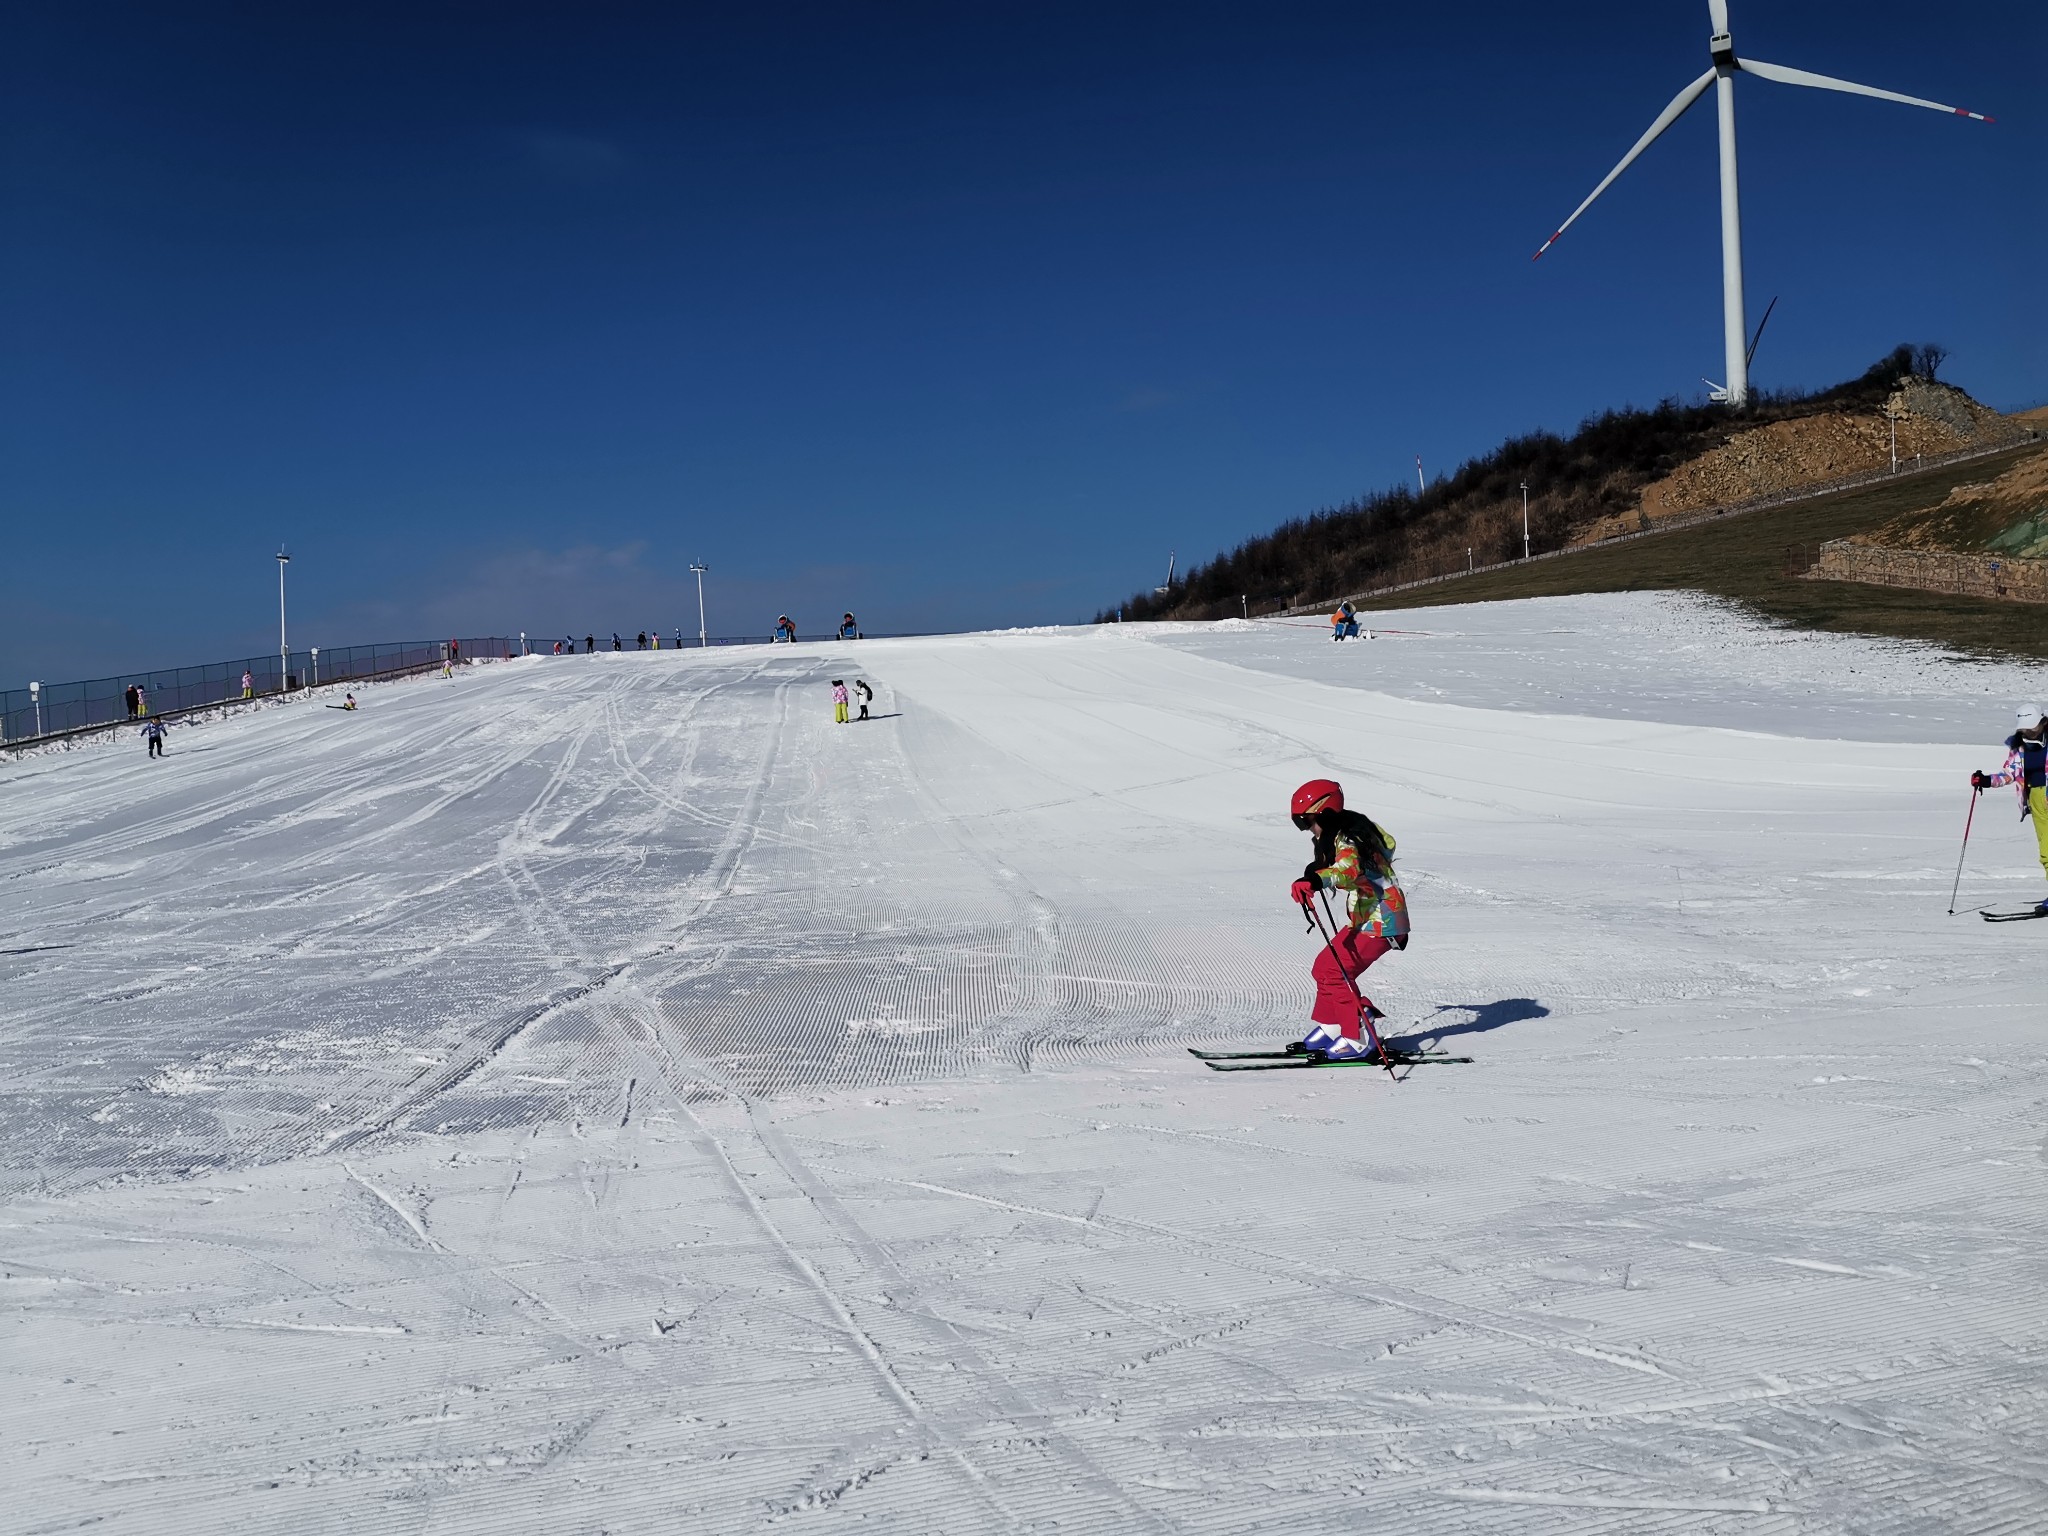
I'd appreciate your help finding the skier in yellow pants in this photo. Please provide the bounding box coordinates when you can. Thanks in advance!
[1973,704,2048,916]
[831,680,850,724]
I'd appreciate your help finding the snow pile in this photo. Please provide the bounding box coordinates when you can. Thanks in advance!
[1141,589,2048,741]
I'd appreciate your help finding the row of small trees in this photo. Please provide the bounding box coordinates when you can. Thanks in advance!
[1100,346,1945,624]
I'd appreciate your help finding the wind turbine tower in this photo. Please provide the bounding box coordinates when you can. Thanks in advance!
[1533,0,1991,408]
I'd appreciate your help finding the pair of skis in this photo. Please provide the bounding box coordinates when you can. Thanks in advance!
[1189,1045,1471,1074]
[1983,907,2047,922]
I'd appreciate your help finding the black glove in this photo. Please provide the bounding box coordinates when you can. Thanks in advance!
[1971,770,1988,792]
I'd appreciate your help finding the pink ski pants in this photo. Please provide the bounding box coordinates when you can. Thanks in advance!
[1310,928,1394,1038]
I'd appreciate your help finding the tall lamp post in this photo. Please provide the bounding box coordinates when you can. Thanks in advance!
[1520,481,1532,561]
[690,561,709,648]
[276,550,291,689]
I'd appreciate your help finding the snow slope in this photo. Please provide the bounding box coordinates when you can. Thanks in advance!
[4,599,2045,1534]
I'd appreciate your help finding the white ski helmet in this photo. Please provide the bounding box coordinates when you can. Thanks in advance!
[2020,705,2045,728]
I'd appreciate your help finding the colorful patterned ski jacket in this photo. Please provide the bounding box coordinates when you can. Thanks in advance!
[1987,731,2047,814]
[1308,820,1410,939]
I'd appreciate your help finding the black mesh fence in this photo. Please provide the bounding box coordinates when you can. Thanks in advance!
[2,637,516,745]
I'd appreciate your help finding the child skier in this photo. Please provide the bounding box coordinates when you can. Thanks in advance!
[1287,778,1409,1059]
[142,716,166,758]
[831,680,850,724]
[1973,704,2048,914]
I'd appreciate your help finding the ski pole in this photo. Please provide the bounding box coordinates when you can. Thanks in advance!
[1947,785,1980,915]
[1305,892,1395,1076]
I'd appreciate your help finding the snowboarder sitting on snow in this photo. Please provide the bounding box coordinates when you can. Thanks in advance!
[831,679,850,724]
[1973,703,2048,914]
[342,693,357,711]
[1287,778,1409,1060]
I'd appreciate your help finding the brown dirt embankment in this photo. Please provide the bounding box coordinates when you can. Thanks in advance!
[1571,379,2030,545]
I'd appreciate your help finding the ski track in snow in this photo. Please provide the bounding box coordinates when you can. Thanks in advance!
[3,601,2046,1534]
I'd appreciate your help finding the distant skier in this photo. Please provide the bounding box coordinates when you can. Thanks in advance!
[831,679,850,724]
[775,615,797,644]
[637,631,648,650]
[585,634,595,654]
[1331,601,1359,641]
[854,678,873,720]
[612,633,622,651]
[142,716,166,758]
[674,627,684,649]
[839,611,861,640]
[343,692,357,711]
[1973,704,2048,914]
[124,684,139,718]
[135,684,148,716]
[1287,779,1409,1060]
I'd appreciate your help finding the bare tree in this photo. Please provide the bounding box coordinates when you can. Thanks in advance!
[1910,343,1949,381]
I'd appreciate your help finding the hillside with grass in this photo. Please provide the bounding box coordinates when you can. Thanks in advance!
[1103,346,2030,627]
[1854,448,2048,559]
[1356,439,2048,662]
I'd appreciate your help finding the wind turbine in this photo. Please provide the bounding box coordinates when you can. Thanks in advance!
[1533,0,1992,408]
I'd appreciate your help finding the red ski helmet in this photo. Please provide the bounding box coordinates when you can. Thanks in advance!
[1290,778,1343,828]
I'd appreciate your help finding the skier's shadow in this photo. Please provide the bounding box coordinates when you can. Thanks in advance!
[1385,998,1548,1053]
[856,712,904,721]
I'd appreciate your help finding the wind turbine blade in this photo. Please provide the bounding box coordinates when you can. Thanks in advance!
[1707,0,1729,37]
[1745,294,1777,368]
[1737,57,1994,122]
[1533,68,1717,259]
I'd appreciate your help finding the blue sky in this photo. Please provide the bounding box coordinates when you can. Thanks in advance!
[3,1,2039,682]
